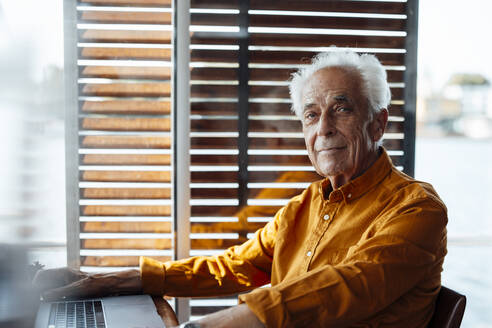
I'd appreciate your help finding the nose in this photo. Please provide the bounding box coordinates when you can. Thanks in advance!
[317,111,336,136]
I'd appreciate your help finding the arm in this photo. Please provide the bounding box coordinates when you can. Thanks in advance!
[33,205,282,301]
[239,197,447,327]
[140,207,283,297]
[33,268,142,301]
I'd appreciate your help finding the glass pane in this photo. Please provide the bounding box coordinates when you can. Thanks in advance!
[416,1,492,326]
[0,0,66,267]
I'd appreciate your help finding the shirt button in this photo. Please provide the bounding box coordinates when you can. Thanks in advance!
[306,251,312,257]
[323,214,330,221]
[347,193,352,198]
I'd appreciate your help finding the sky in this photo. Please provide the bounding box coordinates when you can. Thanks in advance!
[418,0,492,90]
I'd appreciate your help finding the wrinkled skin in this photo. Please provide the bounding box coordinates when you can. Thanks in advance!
[301,66,388,189]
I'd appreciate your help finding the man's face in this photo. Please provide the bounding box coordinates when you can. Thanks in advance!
[301,66,386,185]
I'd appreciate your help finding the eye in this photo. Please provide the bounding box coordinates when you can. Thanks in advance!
[335,107,352,113]
[303,111,317,122]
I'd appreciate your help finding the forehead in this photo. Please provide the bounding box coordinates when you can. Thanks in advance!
[302,66,363,101]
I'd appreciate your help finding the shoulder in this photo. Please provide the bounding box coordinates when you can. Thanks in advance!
[382,167,447,214]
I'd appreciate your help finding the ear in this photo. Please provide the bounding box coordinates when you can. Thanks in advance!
[371,108,388,142]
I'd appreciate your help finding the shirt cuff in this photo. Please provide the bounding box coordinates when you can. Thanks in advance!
[139,256,166,295]
[238,287,284,328]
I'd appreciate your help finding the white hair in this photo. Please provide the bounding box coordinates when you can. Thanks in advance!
[289,48,391,119]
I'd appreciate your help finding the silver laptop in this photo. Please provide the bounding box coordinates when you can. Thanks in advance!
[35,295,166,328]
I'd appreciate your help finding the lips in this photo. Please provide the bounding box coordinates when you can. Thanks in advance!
[317,146,346,152]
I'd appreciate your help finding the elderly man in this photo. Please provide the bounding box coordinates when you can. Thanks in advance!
[35,49,447,328]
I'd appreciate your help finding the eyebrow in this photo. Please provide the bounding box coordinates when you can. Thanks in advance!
[302,103,317,112]
[334,95,349,102]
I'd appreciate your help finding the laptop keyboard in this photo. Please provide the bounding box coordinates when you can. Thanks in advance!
[48,300,106,328]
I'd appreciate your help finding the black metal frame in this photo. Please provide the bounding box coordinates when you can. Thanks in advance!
[403,0,419,177]
[237,0,250,211]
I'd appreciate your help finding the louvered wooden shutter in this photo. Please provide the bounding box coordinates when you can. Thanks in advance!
[66,0,174,270]
[65,0,418,321]
[187,0,417,320]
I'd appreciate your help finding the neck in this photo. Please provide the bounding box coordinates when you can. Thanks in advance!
[328,147,381,190]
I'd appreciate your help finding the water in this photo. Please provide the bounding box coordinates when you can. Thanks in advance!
[415,136,492,328]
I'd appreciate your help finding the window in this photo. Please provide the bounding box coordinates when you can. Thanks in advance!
[416,1,492,326]
[64,0,418,321]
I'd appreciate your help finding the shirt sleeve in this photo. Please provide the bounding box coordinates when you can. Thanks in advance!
[239,197,448,327]
[139,207,284,297]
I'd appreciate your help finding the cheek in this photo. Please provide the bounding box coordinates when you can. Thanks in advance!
[303,127,316,149]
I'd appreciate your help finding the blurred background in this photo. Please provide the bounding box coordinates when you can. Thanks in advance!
[0,0,490,326]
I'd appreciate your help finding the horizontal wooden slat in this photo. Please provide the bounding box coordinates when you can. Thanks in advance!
[191,137,237,149]
[79,11,172,24]
[191,49,238,63]
[192,187,304,200]
[382,138,404,150]
[249,15,405,31]
[191,137,307,150]
[81,83,171,97]
[190,0,238,9]
[249,34,405,49]
[191,68,237,81]
[189,50,405,67]
[190,85,237,98]
[190,171,321,183]
[80,30,172,43]
[191,188,238,199]
[249,0,406,14]
[82,205,171,216]
[191,155,237,166]
[189,154,312,166]
[191,238,248,249]
[81,66,171,80]
[191,120,403,134]
[82,238,255,250]
[190,33,405,49]
[191,102,238,115]
[191,205,281,217]
[191,119,302,132]
[82,100,171,115]
[81,256,171,267]
[81,154,171,165]
[82,221,172,233]
[78,49,403,68]
[249,155,311,166]
[190,85,404,100]
[81,118,171,131]
[248,171,321,183]
[81,136,171,148]
[80,47,172,60]
[249,51,405,66]
[249,68,404,82]
[191,13,238,26]
[80,0,171,6]
[248,138,306,149]
[81,188,171,199]
[80,221,267,234]
[193,222,264,235]
[81,171,171,182]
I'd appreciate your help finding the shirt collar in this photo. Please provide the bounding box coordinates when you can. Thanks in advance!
[319,147,393,203]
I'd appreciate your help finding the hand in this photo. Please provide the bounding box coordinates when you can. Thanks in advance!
[194,304,264,328]
[33,267,142,301]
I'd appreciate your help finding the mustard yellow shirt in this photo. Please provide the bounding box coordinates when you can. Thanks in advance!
[140,149,447,327]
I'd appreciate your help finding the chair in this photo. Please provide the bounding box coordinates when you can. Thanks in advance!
[152,296,179,327]
[428,286,466,328]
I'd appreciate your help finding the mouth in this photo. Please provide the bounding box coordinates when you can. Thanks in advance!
[317,146,346,154]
